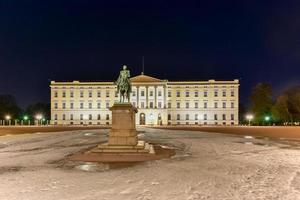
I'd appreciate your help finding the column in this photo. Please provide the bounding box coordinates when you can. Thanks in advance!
[163,85,167,108]
[154,86,157,108]
[146,86,149,108]
[136,86,139,108]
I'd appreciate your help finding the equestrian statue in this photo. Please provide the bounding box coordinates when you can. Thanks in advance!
[114,65,132,102]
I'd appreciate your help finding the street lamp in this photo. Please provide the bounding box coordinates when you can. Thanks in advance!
[35,114,43,125]
[5,115,11,126]
[246,114,254,126]
[265,116,270,125]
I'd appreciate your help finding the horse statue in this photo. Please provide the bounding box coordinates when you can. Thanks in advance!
[114,65,132,102]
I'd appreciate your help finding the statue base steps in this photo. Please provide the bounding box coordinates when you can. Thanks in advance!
[91,140,155,154]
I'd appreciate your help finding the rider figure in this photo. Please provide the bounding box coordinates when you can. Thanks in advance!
[115,65,132,102]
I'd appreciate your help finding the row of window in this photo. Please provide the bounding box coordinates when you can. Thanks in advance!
[53,90,164,98]
[53,113,235,121]
[168,114,235,121]
[53,114,110,121]
[54,90,113,98]
[53,101,235,110]
[171,90,235,98]
[53,89,236,98]
[171,101,235,109]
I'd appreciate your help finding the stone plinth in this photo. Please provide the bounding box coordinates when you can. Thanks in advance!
[89,102,153,155]
[68,102,176,163]
[107,103,138,146]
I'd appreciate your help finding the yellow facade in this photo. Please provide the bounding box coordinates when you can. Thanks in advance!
[50,74,239,126]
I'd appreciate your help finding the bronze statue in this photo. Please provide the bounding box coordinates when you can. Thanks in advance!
[115,65,132,102]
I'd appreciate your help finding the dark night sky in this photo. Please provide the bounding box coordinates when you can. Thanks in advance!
[0,0,300,108]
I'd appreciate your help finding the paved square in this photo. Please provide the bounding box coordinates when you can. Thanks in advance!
[0,128,299,200]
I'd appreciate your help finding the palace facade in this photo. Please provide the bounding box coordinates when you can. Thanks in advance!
[50,74,239,126]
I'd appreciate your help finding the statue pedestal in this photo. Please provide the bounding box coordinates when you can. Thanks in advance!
[92,103,153,154]
[107,103,138,146]
[69,102,176,163]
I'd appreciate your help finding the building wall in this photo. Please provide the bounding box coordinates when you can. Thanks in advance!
[50,79,239,126]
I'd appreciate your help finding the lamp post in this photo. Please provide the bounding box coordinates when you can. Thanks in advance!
[23,115,29,125]
[246,114,254,126]
[265,116,270,126]
[35,114,43,126]
[5,115,11,126]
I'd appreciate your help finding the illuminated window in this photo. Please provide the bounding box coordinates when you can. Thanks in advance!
[149,102,154,108]
[214,102,218,108]
[223,102,226,108]
[214,90,218,97]
[194,91,198,97]
[222,91,226,97]
[185,91,189,97]
[158,102,162,108]
[231,90,235,97]
[186,102,189,109]
[186,114,189,120]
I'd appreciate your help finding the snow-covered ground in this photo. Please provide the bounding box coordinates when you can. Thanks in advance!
[0,128,299,200]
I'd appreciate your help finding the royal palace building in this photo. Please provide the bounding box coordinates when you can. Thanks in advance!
[50,74,239,126]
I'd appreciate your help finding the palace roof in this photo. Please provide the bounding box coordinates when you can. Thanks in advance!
[130,74,165,82]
